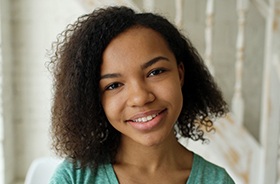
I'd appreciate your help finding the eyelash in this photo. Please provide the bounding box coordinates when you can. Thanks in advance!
[104,68,167,91]
[148,68,166,77]
[105,83,123,91]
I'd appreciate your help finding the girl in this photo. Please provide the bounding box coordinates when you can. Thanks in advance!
[49,6,234,184]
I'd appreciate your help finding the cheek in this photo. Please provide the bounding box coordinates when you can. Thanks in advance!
[102,95,124,121]
[164,78,183,109]
[159,76,183,98]
[155,80,183,110]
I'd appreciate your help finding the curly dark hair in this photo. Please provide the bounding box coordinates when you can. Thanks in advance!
[49,6,228,168]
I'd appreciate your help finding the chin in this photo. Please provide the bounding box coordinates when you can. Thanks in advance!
[137,133,169,147]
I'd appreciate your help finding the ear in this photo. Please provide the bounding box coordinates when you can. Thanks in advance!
[177,62,184,87]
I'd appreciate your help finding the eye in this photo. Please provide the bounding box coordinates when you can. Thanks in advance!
[148,68,166,77]
[105,82,123,91]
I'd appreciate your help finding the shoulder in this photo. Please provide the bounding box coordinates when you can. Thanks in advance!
[49,159,75,184]
[188,153,235,184]
[49,159,114,184]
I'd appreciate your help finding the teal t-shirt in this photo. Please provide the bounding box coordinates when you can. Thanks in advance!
[50,153,235,184]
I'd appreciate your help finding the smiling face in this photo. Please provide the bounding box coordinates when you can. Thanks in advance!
[100,27,184,147]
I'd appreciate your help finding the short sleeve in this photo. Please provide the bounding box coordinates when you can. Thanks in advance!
[187,154,235,184]
[49,160,74,184]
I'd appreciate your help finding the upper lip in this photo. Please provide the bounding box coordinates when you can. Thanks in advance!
[126,109,166,122]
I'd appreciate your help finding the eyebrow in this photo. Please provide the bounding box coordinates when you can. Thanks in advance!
[100,56,170,80]
[100,73,122,80]
[141,56,170,69]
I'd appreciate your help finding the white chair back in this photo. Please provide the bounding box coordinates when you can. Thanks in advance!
[24,157,62,184]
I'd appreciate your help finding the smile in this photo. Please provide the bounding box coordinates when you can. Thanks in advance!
[126,109,167,131]
[132,114,158,123]
[127,109,166,123]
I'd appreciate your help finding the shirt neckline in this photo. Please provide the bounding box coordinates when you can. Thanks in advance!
[104,153,198,184]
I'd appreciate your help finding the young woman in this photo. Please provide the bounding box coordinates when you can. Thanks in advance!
[49,6,234,184]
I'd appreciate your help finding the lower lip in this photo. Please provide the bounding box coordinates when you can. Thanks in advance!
[127,110,167,131]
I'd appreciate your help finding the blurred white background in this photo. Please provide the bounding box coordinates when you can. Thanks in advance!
[0,0,279,183]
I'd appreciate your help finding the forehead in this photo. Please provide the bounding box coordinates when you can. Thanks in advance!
[102,27,172,67]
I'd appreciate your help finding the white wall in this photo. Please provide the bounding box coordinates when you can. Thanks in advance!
[8,0,85,182]
[1,0,15,183]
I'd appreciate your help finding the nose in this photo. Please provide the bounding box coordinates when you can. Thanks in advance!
[126,81,155,107]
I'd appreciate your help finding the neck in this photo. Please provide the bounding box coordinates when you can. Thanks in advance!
[115,132,192,172]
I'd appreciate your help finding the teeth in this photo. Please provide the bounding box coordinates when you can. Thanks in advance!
[134,114,157,123]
